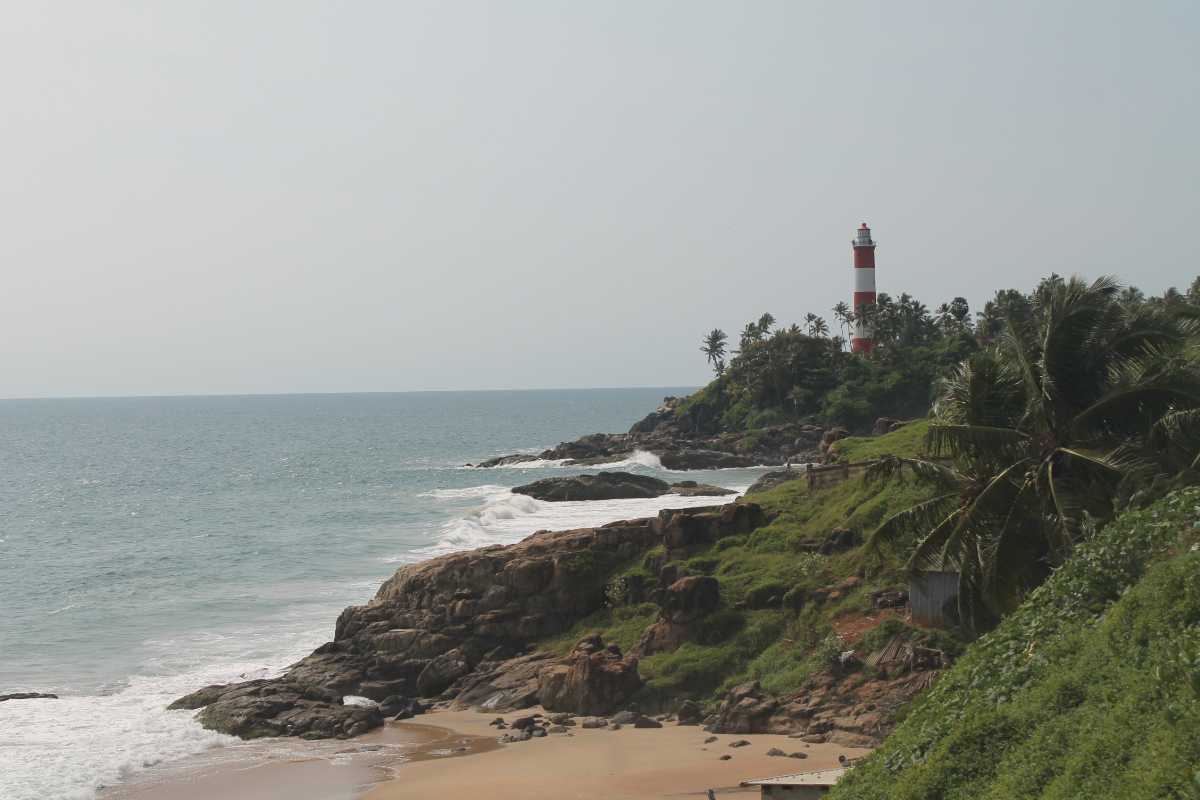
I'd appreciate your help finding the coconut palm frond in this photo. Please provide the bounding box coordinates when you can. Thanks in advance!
[866,492,959,553]
[925,423,1027,460]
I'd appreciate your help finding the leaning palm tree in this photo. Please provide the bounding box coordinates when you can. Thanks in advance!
[700,329,728,375]
[869,275,1200,629]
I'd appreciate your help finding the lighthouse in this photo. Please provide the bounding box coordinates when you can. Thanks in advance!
[851,222,877,354]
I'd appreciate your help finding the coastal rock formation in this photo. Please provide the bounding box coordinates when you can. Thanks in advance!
[512,472,734,502]
[172,503,758,740]
[169,680,382,740]
[471,401,830,470]
[537,635,642,715]
[634,575,722,656]
[0,692,58,702]
[706,646,943,747]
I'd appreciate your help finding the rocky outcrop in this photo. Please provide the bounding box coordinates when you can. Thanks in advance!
[512,472,734,502]
[635,575,722,656]
[172,503,761,740]
[169,680,382,740]
[537,635,642,715]
[471,400,829,470]
[706,641,944,747]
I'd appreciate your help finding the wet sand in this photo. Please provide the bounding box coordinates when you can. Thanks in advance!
[100,717,496,800]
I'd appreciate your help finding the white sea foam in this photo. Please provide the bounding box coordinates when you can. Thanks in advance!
[584,449,665,469]
[419,484,510,500]
[391,484,748,565]
[0,606,339,800]
[476,457,569,469]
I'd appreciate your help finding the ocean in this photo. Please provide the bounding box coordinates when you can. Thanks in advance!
[0,389,767,800]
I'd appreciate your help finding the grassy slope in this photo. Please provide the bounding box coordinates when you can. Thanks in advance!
[829,419,930,462]
[831,488,1200,800]
[535,422,938,703]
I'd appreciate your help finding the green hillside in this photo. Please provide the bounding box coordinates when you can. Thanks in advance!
[831,487,1200,800]
[536,421,943,703]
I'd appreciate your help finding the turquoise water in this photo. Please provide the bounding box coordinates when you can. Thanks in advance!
[0,389,764,799]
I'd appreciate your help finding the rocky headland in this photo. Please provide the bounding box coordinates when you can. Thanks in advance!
[470,397,848,469]
[170,496,944,748]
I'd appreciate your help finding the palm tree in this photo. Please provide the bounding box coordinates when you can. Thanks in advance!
[832,302,853,348]
[869,276,1200,628]
[700,329,728,375]
[804,314,829,338]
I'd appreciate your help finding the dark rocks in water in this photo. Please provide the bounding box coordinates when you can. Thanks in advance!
[658,450,756,470]
[474,453,546,468]
[668,480,737,498]
[0,692,58,702]
[513,472,669,501]
[473,406,832,472]
[513,472,736,502]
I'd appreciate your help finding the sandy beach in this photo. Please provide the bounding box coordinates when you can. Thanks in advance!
[370,708,871,800]
[104,707,870,800]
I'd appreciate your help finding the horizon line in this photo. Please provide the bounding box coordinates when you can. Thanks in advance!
[0,384,702,403]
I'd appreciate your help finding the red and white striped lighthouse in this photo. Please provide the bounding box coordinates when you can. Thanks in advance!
[851,222,877,354]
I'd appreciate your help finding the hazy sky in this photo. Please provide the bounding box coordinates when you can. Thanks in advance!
[3,1,1197,398]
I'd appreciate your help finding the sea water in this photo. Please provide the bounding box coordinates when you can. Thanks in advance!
[0,390,767,800]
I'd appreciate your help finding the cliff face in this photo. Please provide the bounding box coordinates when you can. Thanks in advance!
[172,504,759,739]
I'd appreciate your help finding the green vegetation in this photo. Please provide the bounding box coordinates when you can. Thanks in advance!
[532,421,939,703]
[832,488,1200,800]
[682,293,978,432]
[829,419,930,462]
[533,275,1200,794]
[869,276,1200,629]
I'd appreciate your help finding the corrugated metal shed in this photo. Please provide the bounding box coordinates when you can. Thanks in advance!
[909,570,959,627]
[742,768,848,786]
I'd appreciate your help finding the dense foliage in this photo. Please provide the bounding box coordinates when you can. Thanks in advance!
[681,276,1200,434]
[832,487,1200,800]
[869,276,1200,629]
[680,293,978,432]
